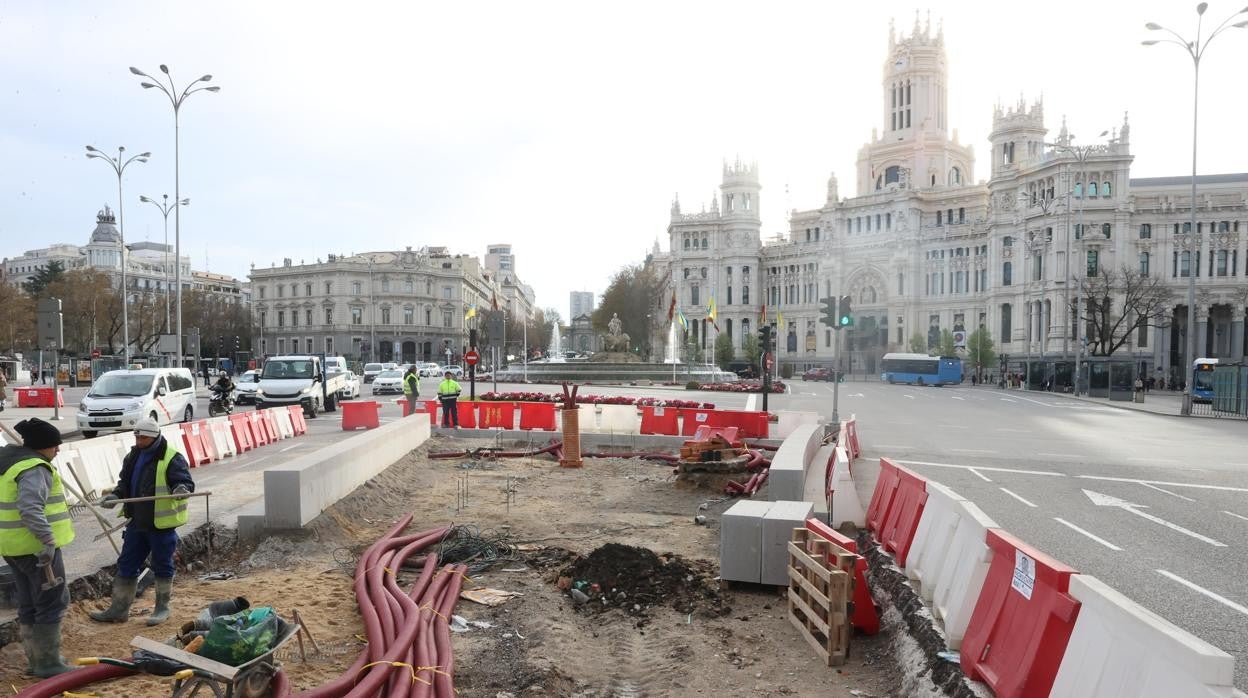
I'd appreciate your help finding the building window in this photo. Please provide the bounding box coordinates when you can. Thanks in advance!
[277,285,284,298]
[1002,261,1012,286]
[291,310,298,327]
[277,338,285,354]
[1139,252,1150,277]
[1139,224,1151,239]
[700,267,708,279]
[404,280,413,293]
[1179,251,1191,278]
[727,286,733,305]
[701,237,708,249]
[306,338,314,353]
[1033,254,1043,281]
[260,311,267,327]
[443,286,452,299]
[305,283,312,296]
[1102,223,1112,239]
[277,311,286,327]
[259,286,266,299]
[1217,249,1229,277]
[1074,182,1083,198]
[381,279,390,292]
[1138,322,1148,347]
[305,309,313,326]
[381,307,391,324]
[958,207,965,223]
[742,286,750,305]
[325,337,334,354]
[683,238,690,249]
[691,285,700,306]
[351,308,362,325]
[1102,181,1112,197]
[351,281,361,295]
[404,307,414,324]
[425,280,432,294]
[1001,304,1012,339]
[442,311,452,328]
[1087,250,1099,278]
[325,281,332,294]
[937,210,943,226]
[897,273,904,295]
[1088,182,1098,197]
[325,308,333,324]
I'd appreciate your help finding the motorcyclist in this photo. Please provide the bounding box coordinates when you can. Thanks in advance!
[212,372,235,410]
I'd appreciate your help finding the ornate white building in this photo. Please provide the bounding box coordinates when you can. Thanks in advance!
[657,19,1248,384]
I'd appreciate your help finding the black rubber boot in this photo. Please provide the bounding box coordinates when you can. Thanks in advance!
[89,576,138,623]
[146,577,174,626]
[28,622,74,677]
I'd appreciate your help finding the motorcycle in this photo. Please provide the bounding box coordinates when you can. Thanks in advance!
[208,386,234,418]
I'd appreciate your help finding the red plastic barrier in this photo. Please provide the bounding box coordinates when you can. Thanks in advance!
[261,409,281,441]
[638,405,679,435]
[423,399,440,425]
[805,518,880,635]
[227,414,254,453]
[866,457,901,533]
[713,410,770,438]
[341,401,381,431]
[287,405,307,435]
[518,401,556,431]
[193,420,219,462]
[691,425,741,446]
[456,401,477,428]
[679,408,714,435]
[178,422,211,466]
[960,529,1081,698]
[246,411,270,446]
[879,465,928,562]
[845,417,860,459]
[16,387,65,408]
[478,402,515,429]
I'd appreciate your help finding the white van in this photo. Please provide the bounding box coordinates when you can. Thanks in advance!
[77,367,197,438]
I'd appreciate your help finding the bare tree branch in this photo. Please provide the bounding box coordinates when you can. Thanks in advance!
[1071,266,1173,356]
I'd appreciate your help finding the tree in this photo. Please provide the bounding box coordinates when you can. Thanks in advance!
[936,329,957,357]
[593,262,661,356]
[714,332,734,369]
[0,284,35,355]
[43,269,118,354]
[908,332,926,353]
[531,307,562,357]
[965,327,996,380]
[21,261,66,297]
[685,338,705,364]
[1074,266,1174,356]
[742,333,761,372]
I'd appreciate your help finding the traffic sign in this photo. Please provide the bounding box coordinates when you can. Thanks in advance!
[765,354,774,370]
[90,349,101,359]
[464,350,480,366]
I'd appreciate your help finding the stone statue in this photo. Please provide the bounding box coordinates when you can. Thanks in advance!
[602,313,631,353]
[608,313,623,337]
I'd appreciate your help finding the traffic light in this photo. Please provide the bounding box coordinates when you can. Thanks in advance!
[819,297,837,328]
[838,296,853,327]
[757,324,771,349]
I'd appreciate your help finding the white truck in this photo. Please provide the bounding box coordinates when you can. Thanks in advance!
[254,355,348,417]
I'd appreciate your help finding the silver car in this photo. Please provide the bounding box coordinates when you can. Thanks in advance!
[371,369,404,395]
[234,370,261,405]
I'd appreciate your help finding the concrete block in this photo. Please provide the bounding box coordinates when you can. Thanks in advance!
[762,500,814,585]
[803,444,834,517]
[720,500,773,583]
[597,404,641,434]
[768,422,823,502]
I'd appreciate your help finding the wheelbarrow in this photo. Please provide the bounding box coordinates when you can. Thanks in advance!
[94,622,302,698]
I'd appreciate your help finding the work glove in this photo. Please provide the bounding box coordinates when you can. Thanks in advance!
[99,493,120,509]
[172,485,191,497]
[36,542,56,567]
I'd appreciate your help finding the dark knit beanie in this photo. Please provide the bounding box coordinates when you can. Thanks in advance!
[15,418,62,450]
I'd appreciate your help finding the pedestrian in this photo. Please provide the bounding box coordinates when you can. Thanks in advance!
[1158,377,1166,391]
[402,365,420,418]
[0,368,8,411]
[437,371,462,429]
[90,419,194,626]
[0,418,75,677]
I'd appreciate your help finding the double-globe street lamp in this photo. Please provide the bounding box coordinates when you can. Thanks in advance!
[1143,2,1248,415]
[138,194,189,335]
[85,145,150,365]
[129,64,219,370]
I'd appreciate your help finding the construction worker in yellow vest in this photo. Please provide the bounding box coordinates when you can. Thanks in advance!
[90,419,193,626]
[437,371,462,428]
[402,365,421,418]
[0,418,75,677]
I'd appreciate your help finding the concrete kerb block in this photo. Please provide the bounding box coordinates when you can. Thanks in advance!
[828,445,866,528]
[768,422,823,502]
[762,501,813,585]
[597,404,641,434]
[1050,574,1238,698]
[905,481,966,592]
[720,500,773,583]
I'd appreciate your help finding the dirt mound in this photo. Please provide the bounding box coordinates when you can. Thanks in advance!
[557,543,730,618]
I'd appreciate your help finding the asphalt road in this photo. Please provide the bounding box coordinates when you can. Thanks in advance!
[781,378,1248,688]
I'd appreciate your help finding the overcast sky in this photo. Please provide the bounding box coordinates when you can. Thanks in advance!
[3,1,1246,317]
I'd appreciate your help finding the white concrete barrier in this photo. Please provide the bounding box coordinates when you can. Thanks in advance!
[272,407,294,439]
[249,414,431,530]
[160,424,190,462]
[720,500,772,584]
[904,481,966,592]
[596,404,641,434]
[762,501,813,585]
[1051,575,1240,698]
[827,444,866,528]
[929,498,997,650]
[768,422,824,502]
[207,417,236,458]
[576,404,599,433]
[69,439,125,499]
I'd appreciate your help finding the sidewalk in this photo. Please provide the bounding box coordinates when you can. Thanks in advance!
[1061,390,1186,417]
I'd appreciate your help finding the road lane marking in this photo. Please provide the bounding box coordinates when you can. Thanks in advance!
[904,394,915,400]
[1140,483,1196,502]
[897,460,1065,477]
[967,467,992,482]
[1082,489,1226,547]
[744,395,757,412]
[997,428,1030,433]
[999,398,1017,403]
[1011,394,1059,407]
[280,444,303,453]
[951,396,965,401]
[952,448,998,454]
[1054,518,1123,551]
[1128,457,1170,463]
[1156,570,1248,617]
[1076,475,1248,493]
[1038,452,1079,458]
[1000,488,1037,507]
[1223,510,1248,523]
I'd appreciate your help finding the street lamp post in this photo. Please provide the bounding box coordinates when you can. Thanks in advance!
[86,145,150,366]
[1046,131,1108,395]
[1143,3,1248,415]
[130,64,219,370]
[139,194,189,334]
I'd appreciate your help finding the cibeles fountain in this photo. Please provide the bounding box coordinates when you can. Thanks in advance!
[495,313,738,384]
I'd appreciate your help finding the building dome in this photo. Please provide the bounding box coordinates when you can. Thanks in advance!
[89,205,122,245]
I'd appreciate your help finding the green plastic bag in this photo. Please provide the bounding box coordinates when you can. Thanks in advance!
[198,606,283,665]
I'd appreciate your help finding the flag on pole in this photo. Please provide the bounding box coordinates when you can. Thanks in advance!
[759,304,767,324]
[464,304,477,321]
[666,290,677,323]
[777,309,784,329]
[707,297,720,332]
[676,309,689,331]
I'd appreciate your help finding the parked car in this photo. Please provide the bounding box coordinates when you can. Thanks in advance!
[371,369,405,395]
[802,368,831,381]
[234,369,261,405]
[382,362,399,371]
[362,362,384,383]
[78,367,197,438]
[439,365,464,378]
[418,362,441,377]
[338,371,362,400]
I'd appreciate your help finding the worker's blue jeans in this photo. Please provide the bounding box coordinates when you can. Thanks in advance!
[118,527,179,579]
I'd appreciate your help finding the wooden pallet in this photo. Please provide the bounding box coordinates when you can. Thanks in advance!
[787,528,852,666]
